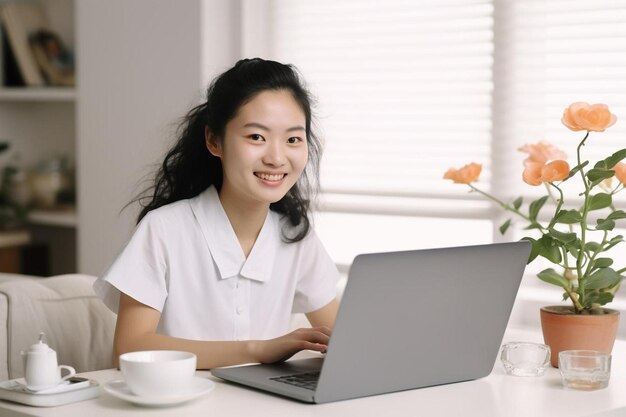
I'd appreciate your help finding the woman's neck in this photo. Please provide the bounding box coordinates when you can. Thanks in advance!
[217,189,270,258]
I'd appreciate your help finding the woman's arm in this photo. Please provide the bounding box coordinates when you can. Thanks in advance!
[305,299,340,329]
[113,293,332,369]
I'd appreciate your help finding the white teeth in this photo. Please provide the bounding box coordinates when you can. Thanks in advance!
[256,173,285,181]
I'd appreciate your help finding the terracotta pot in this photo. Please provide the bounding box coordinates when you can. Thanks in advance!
[540,305,620,367]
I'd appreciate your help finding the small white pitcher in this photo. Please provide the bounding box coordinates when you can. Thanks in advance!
[21,333,76,391]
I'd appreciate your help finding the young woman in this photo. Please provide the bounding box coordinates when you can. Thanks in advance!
[93,58,340,369]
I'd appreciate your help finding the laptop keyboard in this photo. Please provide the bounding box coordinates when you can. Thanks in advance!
[269,371,320,391]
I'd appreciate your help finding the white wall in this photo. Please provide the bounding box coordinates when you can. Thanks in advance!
[77,0,240,275]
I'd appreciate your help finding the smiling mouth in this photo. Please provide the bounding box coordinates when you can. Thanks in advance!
[255,172,286,182]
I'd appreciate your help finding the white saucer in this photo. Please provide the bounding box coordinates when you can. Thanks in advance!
[102,377,214,407]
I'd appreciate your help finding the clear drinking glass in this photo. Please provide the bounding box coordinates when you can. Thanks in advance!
[500,342,551,377]
[559,350,611,390]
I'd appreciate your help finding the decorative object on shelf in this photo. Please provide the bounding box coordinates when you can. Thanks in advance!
[445,102,625,367]
[29,29,75,87]
[0,2,47,86]
[31,156,73,210]
[0,2,75,87]
[0,142,29,230]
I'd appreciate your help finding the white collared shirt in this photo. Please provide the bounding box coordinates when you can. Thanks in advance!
[93,186,339,341]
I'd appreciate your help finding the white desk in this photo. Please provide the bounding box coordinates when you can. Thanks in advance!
[1,328,625,417]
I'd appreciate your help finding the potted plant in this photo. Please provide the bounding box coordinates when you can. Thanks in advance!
[444,103,625,366]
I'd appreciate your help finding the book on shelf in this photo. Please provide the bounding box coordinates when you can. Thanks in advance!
[1,24,25,86]
[0,2,75,87]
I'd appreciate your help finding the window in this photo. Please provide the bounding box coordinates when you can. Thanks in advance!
[241,0,626,329]
[243,0,496,258]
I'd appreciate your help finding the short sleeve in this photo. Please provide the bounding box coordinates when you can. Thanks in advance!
[93,211,168,314]
[292,230,340,314]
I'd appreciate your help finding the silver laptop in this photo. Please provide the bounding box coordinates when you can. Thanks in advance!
[211,241,531,403]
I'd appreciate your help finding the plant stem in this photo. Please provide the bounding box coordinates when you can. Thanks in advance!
[565,286,585,311]
[583,231,608,278]
[548,182,565,220]
[548,182,573,272]
[468,184,539,225]
[545,182,558,205]
[577,131,590,188]
[575,131,591,311]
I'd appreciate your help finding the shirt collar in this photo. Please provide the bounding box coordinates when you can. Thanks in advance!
[189,186,278,282]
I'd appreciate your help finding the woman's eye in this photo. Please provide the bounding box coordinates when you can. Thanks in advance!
[287,137,302,144]
[249,134,264,141]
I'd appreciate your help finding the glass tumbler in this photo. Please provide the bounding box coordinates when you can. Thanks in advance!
[500,342,551,377]
[559,350,611,390]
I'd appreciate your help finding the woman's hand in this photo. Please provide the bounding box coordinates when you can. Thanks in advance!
[250,327,332,364]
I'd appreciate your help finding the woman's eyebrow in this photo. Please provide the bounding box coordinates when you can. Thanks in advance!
[243,122,305,133]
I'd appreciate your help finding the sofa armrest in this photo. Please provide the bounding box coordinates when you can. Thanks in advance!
[0,274,116,381]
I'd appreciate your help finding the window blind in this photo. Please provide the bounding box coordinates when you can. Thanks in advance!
[493,0,626,206]
[243,0,626,211]
[240,0,626,331]
[260,0,495,212]
[492,0,626,309]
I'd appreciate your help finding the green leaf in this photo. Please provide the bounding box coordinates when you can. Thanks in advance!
[548,228,577,245]
[595,218,616,231]
[568,246,579,258]
[585,291,614,307]
[603,148,626,170]
[554,209,582,224]
[539,235,562,264]
[566,160,589,179]
[593,258,614,268]
[521,237,540,263]
[607,210,626,221]
[584,242,601,253]
[529,196,548,222]
[584,268,622,290]
[512,197,523,210]
[499,219,512,235]
[537,268,569,288]
[586,168,615,183]
[605,235,624,251]
[589,193,612,211]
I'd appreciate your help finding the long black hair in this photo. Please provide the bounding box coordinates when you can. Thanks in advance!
[135,58,321,242]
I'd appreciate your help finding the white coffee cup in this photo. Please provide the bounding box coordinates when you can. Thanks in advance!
[21,335,76,391]
[119,350,196,397]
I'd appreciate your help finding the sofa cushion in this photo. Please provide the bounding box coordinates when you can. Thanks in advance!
[0,274,116,381]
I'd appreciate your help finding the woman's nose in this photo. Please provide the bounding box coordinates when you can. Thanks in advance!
[263,142,286,166]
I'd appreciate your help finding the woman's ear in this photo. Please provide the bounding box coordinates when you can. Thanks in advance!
[205,126,222,158]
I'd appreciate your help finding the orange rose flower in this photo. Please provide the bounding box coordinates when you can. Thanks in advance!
[518,141,567,167]
[561,102,617,132]
[541,160,570,182]
[444,163,482,184]
[522,162,544,186]
[615,162,626,185]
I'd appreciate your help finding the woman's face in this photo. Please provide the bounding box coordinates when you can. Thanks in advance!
[207,89,309,208]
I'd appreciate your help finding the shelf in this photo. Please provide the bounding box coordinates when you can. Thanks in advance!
[27,209,77,227]
[0,87,76,102]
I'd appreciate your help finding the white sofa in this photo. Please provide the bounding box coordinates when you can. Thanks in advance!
[0,273,116,381]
